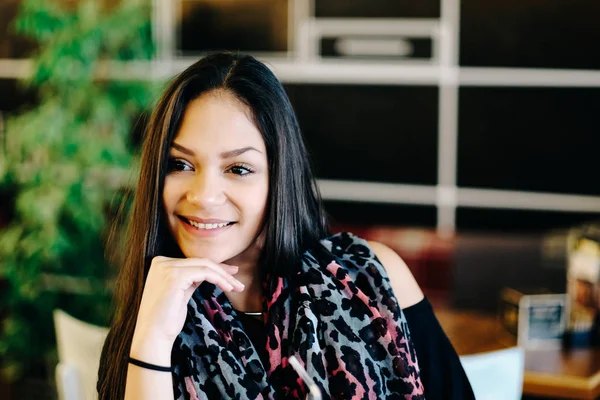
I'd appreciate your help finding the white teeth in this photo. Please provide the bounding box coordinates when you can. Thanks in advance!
[188,220,229,230]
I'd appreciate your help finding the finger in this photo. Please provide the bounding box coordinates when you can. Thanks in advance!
[167,259,243,288]
[202,265,245,290]
[178,268,244,293]
[222,263,240,274]
[172,263,245,291]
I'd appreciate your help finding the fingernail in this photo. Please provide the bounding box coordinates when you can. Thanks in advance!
[226,284,234,291]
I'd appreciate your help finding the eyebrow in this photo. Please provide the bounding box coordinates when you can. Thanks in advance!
[171,142,262,158]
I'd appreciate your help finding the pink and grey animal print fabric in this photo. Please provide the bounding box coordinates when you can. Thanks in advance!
[172,232,425,399]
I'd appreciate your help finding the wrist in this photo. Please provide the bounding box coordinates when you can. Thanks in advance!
[130,330,174,366]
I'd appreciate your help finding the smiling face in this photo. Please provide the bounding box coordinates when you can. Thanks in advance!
[162,90,269,267]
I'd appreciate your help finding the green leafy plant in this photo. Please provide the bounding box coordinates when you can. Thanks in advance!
[0,0,155,381]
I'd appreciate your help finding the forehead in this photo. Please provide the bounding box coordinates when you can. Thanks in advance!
[174,90,265,152]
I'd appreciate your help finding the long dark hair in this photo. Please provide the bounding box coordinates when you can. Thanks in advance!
[98,52,328,399]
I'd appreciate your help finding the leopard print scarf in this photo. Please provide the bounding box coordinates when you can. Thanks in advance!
[172,232,425,399]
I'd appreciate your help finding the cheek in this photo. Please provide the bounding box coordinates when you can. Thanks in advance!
[162,177,181,214]
[239,180,269,222]
[254,180,269,218]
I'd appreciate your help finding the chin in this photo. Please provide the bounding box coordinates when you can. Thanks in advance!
[181,246,232,264]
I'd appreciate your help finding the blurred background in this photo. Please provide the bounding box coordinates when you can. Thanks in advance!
[1,0,600,399]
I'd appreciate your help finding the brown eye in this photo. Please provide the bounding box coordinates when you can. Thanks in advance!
[228,164,253,176]
[167,158,192,172]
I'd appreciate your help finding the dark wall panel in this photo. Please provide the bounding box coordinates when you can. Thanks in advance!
[456,207,600,233]
[325,200,437,228]
[286,84,439,185]
[461,0,600,69]
[178,0,288,54]
[315,0,440,18]
[458,87,600,195]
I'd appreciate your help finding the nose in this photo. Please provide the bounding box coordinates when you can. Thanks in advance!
[185,170,226,208]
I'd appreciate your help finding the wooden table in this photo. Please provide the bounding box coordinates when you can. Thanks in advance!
[435,307,600,399]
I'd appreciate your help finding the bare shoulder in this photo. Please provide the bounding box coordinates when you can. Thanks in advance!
[367,241,424,309]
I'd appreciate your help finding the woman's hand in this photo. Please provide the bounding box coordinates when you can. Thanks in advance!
[129,256,244,364]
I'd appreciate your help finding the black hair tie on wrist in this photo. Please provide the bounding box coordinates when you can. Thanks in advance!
[128,356,173,372]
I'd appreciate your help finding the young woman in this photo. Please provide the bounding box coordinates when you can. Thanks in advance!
[98,51,474,399]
